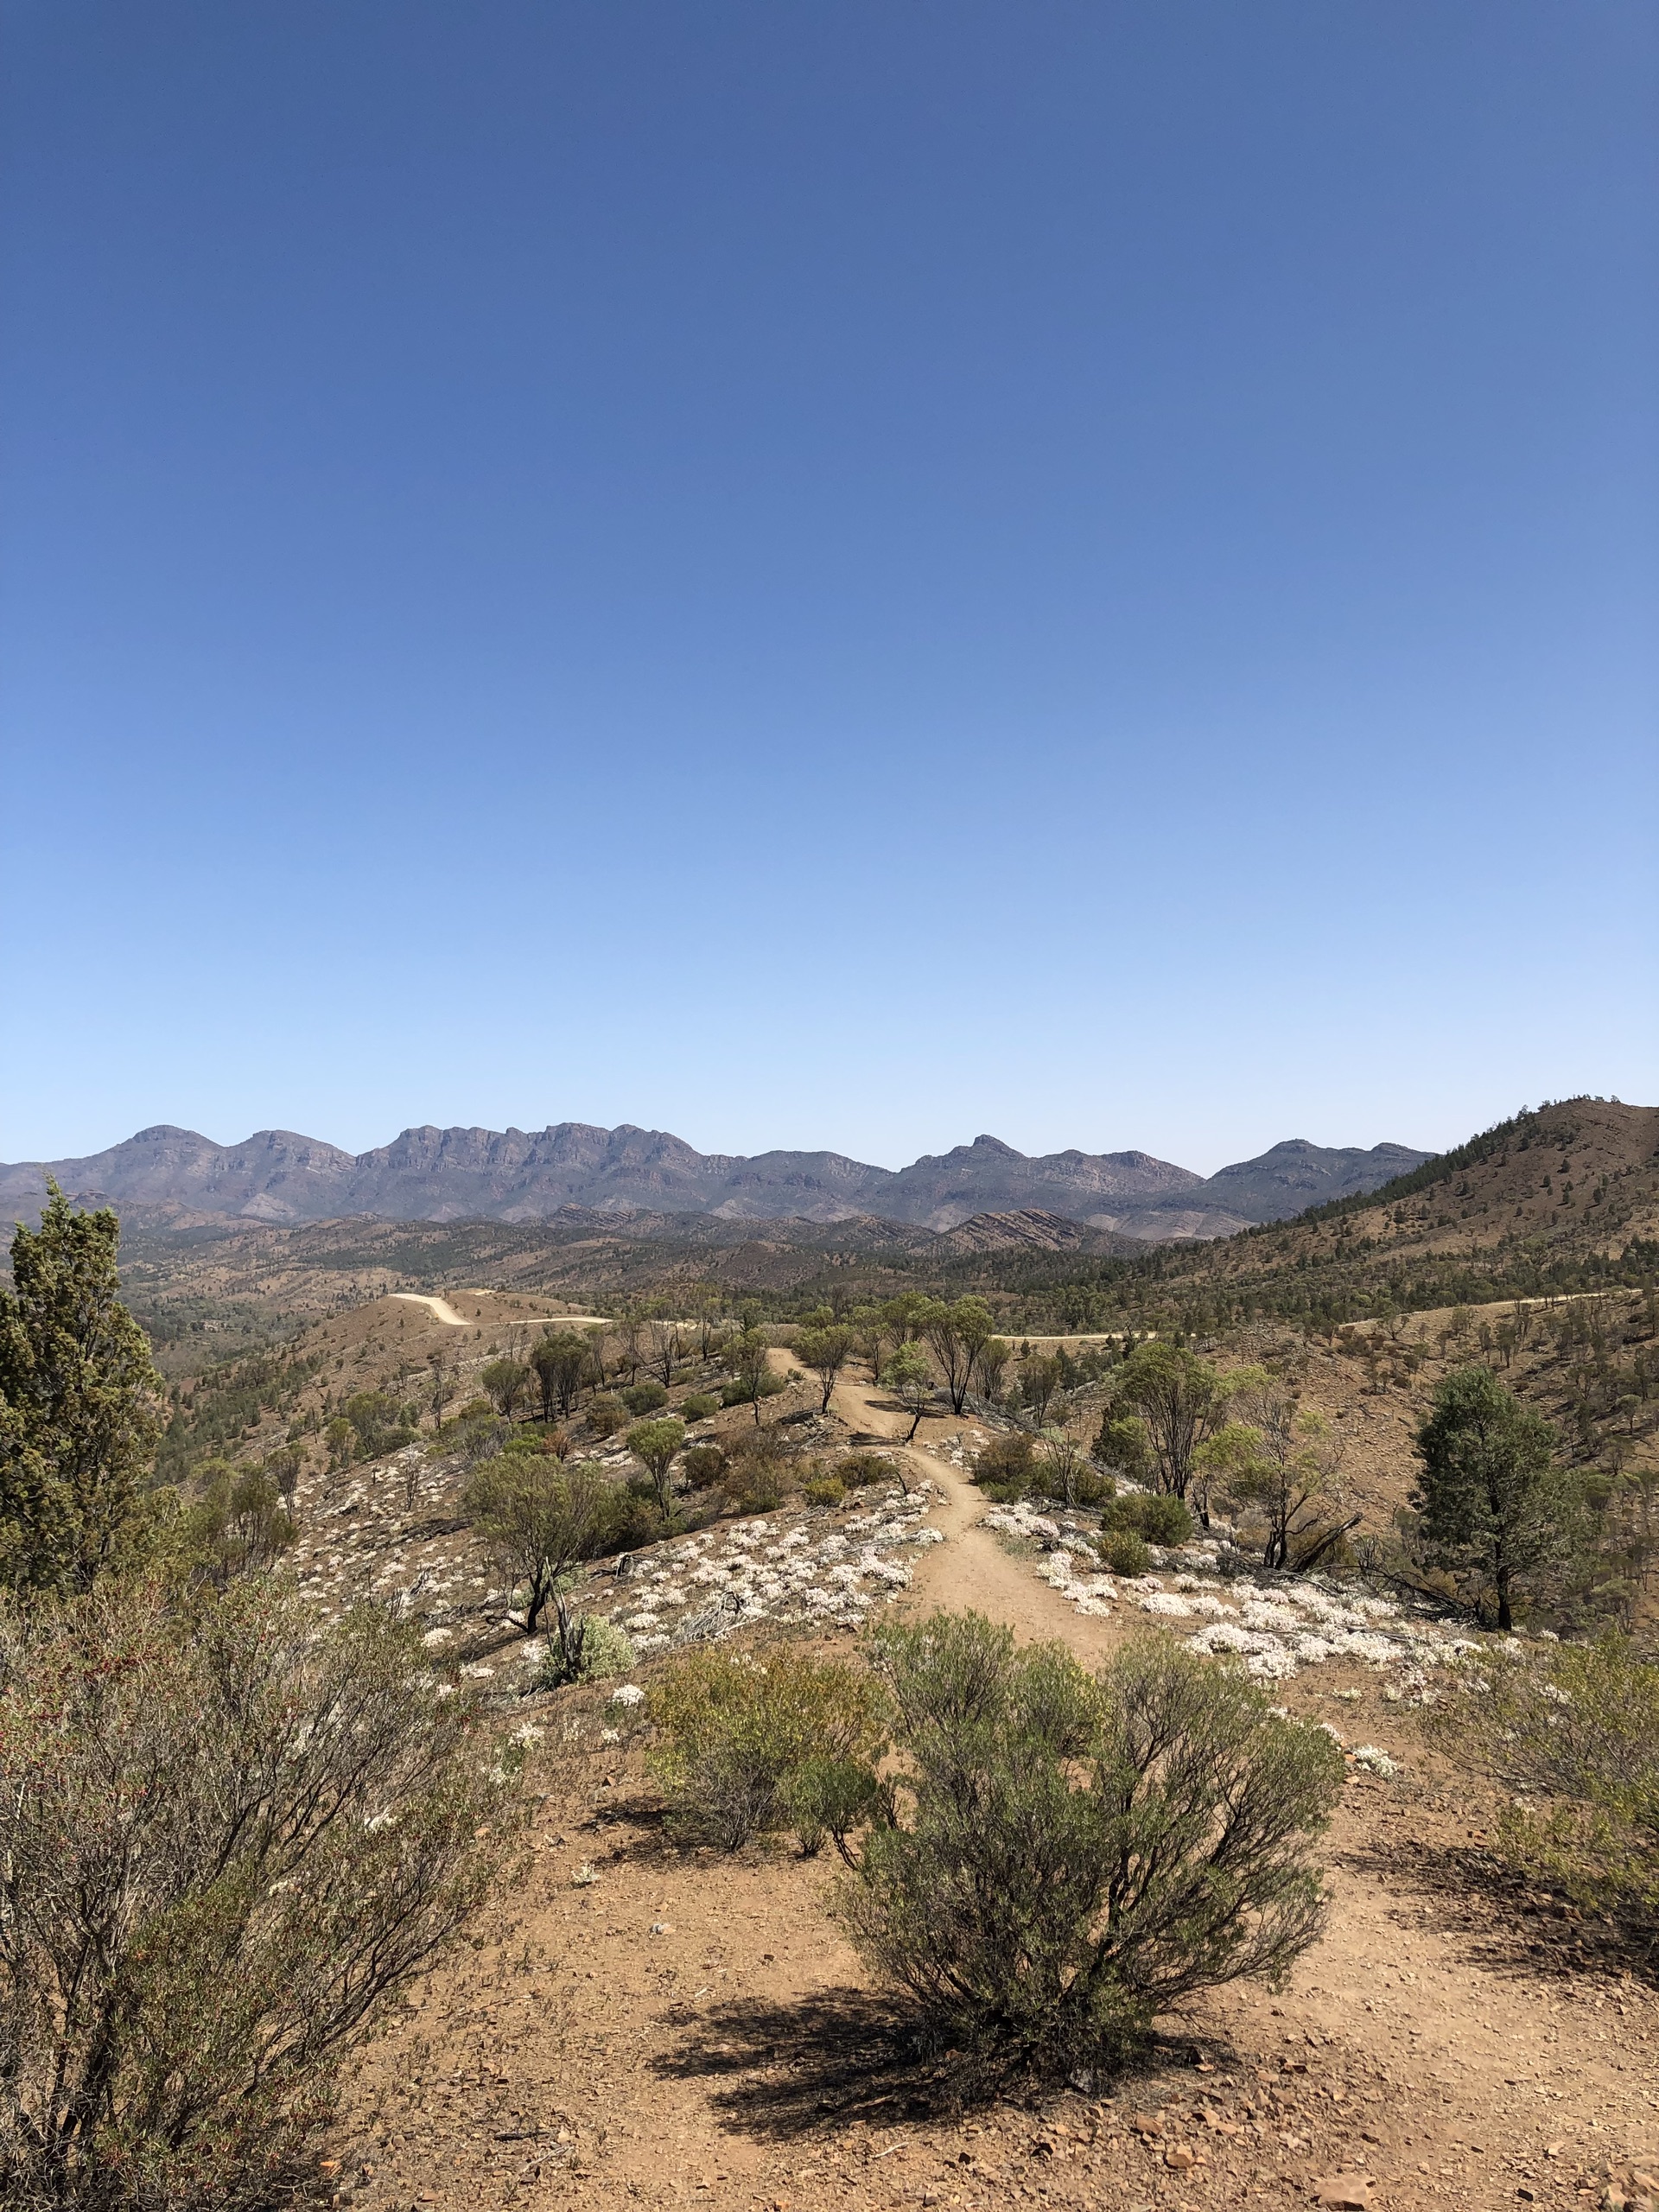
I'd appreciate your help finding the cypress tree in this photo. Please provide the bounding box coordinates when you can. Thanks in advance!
[0,1184,163,1592]
[1410,1364,1572,1630]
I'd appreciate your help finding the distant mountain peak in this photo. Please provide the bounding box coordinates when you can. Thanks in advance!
[0,1121,1434,1239]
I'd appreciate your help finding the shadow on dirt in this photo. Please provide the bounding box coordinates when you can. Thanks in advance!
[651,1988,944,2139]
[1345,1835,1659,1988]
[651,1989,1229,2142]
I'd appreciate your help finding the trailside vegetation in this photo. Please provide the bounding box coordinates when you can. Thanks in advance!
[836,1613,1344,2078]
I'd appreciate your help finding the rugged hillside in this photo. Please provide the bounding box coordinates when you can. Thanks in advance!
[970,1098,1659,1334]
[0,1120,1428,1234]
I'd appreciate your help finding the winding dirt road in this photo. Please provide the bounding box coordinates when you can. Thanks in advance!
[390,1293,609,1329]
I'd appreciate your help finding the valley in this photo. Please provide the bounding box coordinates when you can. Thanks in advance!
[6,1095,1658,2212]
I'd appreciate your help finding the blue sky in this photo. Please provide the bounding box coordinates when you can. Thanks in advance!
[2,1,1654,1175]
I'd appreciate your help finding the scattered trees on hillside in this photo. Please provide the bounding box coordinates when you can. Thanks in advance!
[1020,1352,1065,1425]
[884,1342,937,1440]
[531,1331,590,1423]
[1093,1343,1231,1503]
[1198,1376,1350,1569]
[922,1298,995,1415]
[426,1345,456,1427]
[461,1452,616,1663]
[480,1356,531,1426]
[184,1458,296,1582]
[645,1312,683,1388]
[627,1416,686,1515]
[976,1335,1012,1403]
[796,1322,855,1413]
[723,1331,779,1425]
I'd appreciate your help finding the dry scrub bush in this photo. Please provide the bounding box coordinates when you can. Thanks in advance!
[1100,1491,1192,1547]
[1430,1631,1659,1919]
[837,1612,1344,2075]
[646,1645,888,1852]
[1098,1528,1151,1578]
[836,1452,900,1491]
[972,1433,1035,1502]
[0,1578,510,2212]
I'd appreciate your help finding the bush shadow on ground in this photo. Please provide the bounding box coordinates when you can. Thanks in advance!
[650,1988,1232,2141]
[1344,1835,1659,1988]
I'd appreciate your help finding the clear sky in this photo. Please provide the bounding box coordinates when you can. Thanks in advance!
[2,1,1654,1176]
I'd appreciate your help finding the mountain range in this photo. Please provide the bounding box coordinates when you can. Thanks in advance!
[0,1122,1433,1240]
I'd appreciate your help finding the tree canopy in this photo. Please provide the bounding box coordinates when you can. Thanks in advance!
[0,1185,163,1593]
[1410,1364,1573,1630]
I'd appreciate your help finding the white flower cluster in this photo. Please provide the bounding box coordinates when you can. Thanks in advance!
[990,1499,1481,1694]
[1180,1574,1477,1688]
[582,1485,942,1651]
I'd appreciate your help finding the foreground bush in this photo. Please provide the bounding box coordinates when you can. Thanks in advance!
[837,1613,1343,2075]
[0,1578,508,2210]
[647,1645,888,1851]
[1429,1630,1659,1918]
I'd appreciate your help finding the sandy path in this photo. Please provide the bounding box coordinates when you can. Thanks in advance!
[389,1293,609,1329]
[389,1294,473,1326]
[824,1376,1125,1666]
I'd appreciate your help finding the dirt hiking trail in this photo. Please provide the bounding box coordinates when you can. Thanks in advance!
[337,1367,1659,2212]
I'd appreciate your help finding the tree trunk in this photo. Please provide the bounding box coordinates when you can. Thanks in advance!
[525,1575,549,1637]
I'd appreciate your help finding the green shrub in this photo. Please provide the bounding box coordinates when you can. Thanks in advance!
[721,1373,785,1408]
[973,1433,1035,1497]
[681,1393,721,1421]
[569,1615,637,1684]
[838,1613,1343,2075]
[0,1578,507,2209]
[1102,1491,1192,1547]
[179,1461,294,1585]
[721,1430,798,1514]
[1099,1529,1151,1577]
[646,1646,889,1851]
[791,1758,889,1862]
[621,1380,670,1417]
[836,1451,900,1491]
[587,1393,626,1439]
[678,1442,728,1489]
[804,1474,846,1508]
[1069,1467,1114,1507]
[1428,1631,1659,1917]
